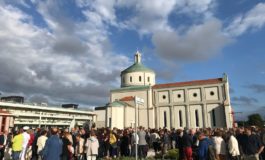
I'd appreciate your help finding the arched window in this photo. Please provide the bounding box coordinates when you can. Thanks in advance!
[195,109,199,127]
[212,109,216,127]
[164,111,167,127]
[130,76,132,82]
[147,77,150,82]
[139,76,142,82]
[179,110,183,127]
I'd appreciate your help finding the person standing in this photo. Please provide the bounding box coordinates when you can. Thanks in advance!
[0,130,7,160]
[21,126,30,160]
[109,130,117,158]
[138,126,147,159]
[150,129,160,155]
[75,134,85,160]
[61,132,74,160]
[180,130,193,160]
[131,130,139,156]
[37,130,48,160]
[197,131,215,160]
[120,130,130,157]
[43,128,62,160]
[227,131,240,160]
[86,131,99,160]
[241,127,264,160]
[212,131,227,160]
[12,130,23,160]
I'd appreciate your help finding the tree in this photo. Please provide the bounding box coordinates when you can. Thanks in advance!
[247,114,264,127]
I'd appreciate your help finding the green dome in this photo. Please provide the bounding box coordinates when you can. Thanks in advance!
[121,62,154,75]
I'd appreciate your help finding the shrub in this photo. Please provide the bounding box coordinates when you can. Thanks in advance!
[164,149,179,160]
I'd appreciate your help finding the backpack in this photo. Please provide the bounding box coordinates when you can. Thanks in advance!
[207,141,217,160]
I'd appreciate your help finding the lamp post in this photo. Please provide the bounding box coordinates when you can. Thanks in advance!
[134,96,144,160]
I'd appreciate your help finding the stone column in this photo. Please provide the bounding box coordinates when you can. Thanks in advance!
[184,89,190,128]
[201,87,208,128]
[0,116,2,131]
[4,117,10,131]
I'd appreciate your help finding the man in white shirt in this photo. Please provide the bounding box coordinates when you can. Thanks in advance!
[20,126,30,160]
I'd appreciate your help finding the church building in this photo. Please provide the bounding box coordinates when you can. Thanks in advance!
[95,52,234,129]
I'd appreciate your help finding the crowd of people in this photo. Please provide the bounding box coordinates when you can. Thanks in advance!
[0,125,265,160]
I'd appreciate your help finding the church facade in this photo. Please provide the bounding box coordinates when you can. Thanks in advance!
[95,52,234,129]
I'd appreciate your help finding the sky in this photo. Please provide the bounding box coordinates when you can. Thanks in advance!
[0,0,264,120]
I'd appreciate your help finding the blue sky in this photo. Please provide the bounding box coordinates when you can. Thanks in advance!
[0,0,264,120]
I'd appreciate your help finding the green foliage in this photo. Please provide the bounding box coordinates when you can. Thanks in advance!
[247,113,264,127]
[155,149,179,159]
[112,157,155,160]
[164,149,179,160]
[111,149,179,160]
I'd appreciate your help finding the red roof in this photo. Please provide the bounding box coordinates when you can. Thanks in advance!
[153,78,223,89]
[120,96,134,101]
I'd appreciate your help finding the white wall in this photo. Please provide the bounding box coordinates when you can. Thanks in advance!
[158,106,170,128]
[173,105,186,129]
[94,110,106,128]
[189,105,203,128]
[158,91,170,104]
[110,107,124,129]
[188,88,202,102]
[205,87,219,101]
[172,90,185,103]
[206,104,225,127]
[121,72,155,87]
[111,89,152,128]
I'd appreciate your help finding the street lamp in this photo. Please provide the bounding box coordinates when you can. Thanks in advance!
[134,96,144,160]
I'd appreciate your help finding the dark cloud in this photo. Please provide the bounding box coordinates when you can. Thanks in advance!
[0,2,129,108]
[28,94,50,104]
[246,84,265,93]
[53,36,89,55]
[152,19,232,62]
[156,70,176,81]
[234,106,265,121]
[232,96,258,105]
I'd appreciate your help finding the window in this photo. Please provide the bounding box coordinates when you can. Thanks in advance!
[139,76,142,82]
[109,118,112,128]
[210,91,215,96]
[177,94,181,98]
[164,111,167,127]
[147,77,150,82]
[212,109,216,127]
[162,95,166,99]
[130,76,132,82]
[195,110,199,127]
[179,110,183,127]
[193,93,197,97]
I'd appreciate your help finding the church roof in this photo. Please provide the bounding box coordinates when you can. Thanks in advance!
[121,62,154,75]
[108,101,127,107]
[153,78,223,89]
[111,85,150,92]
[120,96,134,101]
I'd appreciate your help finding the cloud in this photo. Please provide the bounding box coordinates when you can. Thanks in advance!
[225,2,265,36]
[232,96,258,105]
[246,84,265,93]
[0,2,129,107]
[152,19,231,61]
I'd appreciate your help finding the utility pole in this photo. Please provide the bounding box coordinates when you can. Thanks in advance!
[135,96,144,160]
